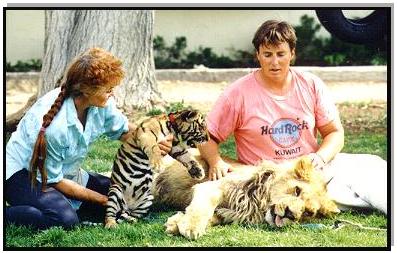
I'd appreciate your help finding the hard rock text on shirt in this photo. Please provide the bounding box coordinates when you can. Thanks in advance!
[260,120,309,135]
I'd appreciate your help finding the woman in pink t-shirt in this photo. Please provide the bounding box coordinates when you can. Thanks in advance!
[198,20,386,214]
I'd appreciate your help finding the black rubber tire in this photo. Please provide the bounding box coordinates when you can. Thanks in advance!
[315,9,388,44]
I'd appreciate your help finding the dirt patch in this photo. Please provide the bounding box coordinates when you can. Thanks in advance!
[6,80,387,133]
[159,81,387,114]
[158,81,387,133]
[338,102,387,133]
[158,80,228,114]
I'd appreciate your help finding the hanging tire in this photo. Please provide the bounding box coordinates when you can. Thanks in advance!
[315,9,388,45]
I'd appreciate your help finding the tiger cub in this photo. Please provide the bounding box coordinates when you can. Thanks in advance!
[104,109,209,228]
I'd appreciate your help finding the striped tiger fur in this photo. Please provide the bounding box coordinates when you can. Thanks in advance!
[104,109,209,228]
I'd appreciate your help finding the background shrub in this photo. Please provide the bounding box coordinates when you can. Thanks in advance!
[153,36,256,69]
[153,14,386,69]
[6,59,42,72]
[6,15,387,72]
[294,15,387,66]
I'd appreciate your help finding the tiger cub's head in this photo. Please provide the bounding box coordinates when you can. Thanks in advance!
[168,110,209,148]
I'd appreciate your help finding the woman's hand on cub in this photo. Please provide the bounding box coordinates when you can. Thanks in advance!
[158,134,173,156]
[307,152,326,171]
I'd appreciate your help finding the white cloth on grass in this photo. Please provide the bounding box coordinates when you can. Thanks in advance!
[323,153,387,214]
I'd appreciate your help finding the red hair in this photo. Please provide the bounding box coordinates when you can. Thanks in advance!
[30,47,124,190]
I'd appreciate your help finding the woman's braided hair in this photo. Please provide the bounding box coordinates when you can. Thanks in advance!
[30,47,124,191]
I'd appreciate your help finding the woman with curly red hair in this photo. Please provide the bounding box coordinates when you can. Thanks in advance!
[5,47,172,229]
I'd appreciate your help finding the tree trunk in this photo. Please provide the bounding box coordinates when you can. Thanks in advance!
[40,10,160,110]
[7,10,160,133]
[6,94,37,133]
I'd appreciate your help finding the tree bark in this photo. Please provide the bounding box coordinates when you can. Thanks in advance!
[40,10,160,110]
[6,94,37,133]
[6,10,160,133]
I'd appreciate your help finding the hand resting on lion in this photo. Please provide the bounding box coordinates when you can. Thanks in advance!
[153,149,339,240]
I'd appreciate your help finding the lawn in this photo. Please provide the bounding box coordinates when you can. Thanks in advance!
[4,102,389,248]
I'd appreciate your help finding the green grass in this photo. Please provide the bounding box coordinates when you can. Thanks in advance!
[5,210,386,247]
[82,136,121,174]
[5,102,388,248]
[220,131,388,161]
[343,132,387,161]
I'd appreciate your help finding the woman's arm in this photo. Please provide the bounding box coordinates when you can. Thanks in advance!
[316,117,345,164]
[53,178,108,206]
[198,138,232,181]
[119,122,136,142]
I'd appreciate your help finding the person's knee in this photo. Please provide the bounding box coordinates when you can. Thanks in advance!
[6,205,42,225]
[45,207,79,229]
[56,209,79,229]
[5,205,79,230]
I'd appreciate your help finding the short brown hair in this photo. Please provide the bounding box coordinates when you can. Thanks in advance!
[252,20,297,52]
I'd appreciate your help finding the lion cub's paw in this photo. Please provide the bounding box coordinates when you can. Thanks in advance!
[301,155,314,169]
[188,163,205,180]
[177,214,207,240]
[165,211,184,235]
[104,218,117,229]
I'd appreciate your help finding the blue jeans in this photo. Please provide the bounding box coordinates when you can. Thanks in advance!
[5,169,110,230]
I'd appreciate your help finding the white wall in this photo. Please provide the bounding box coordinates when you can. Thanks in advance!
[6,10,45,63]
[6,9,373,64]
[154,10,325,56]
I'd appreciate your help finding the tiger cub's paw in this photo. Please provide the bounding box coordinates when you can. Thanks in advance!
[188,163,205,180]
[119,211,138,223]
[149,151,163,172]
[104,217,117,229]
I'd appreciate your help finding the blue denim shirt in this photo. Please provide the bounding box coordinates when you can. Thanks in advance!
[6,87,129,209]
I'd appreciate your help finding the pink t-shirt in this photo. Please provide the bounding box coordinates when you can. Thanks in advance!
[207,68,339,165]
